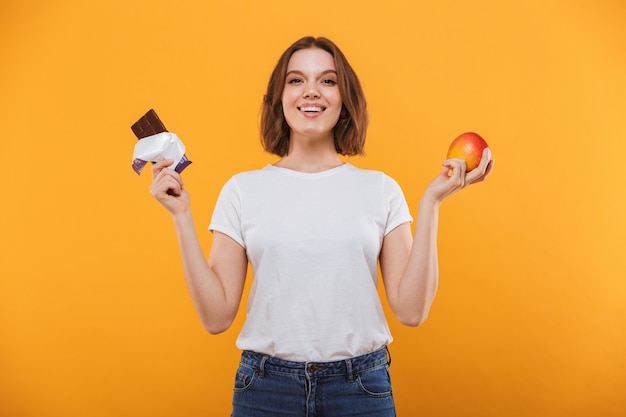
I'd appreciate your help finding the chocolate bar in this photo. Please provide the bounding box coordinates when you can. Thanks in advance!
[131,109,192,174]
[131,108,168,139]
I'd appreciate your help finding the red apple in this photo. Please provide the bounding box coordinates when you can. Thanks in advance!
[446,132,489,172]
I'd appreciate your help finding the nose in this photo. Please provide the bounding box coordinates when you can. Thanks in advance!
[303,86,320,98]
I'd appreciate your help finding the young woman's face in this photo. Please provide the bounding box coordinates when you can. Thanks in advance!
[281,48,342,142]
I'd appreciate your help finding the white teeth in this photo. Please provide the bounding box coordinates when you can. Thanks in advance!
[300,106,324,112]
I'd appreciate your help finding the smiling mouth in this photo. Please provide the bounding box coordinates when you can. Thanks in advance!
[298,106,325,113]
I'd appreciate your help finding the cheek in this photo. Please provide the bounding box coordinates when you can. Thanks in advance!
[280,99,295,127]
[330,95,344,117]
[330,91,343,109]
[282,88,298,105]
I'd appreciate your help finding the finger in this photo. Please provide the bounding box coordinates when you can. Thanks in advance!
[163,173,184,196]
[472,159,495,184]
[466,148,493,184]
[443,158,466,187]
[151,165,184,191]
[151,159,175,178]
[438,165,451,177]
[473,147,492,174]
[151,176,182,199]
[155,165,184,189]
[481,156,495,177]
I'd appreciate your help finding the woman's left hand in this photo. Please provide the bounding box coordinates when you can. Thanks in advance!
[423,147,494,205]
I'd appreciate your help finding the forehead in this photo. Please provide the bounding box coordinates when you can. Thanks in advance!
[287,48,336,72]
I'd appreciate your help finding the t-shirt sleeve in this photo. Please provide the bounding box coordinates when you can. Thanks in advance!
[208,177,246,248]
[383,175,413,236]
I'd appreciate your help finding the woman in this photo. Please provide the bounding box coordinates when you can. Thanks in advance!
[150,36,493,416]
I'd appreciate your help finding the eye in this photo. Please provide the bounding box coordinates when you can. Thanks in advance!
[321,79,337,86]
[287,78,303,85]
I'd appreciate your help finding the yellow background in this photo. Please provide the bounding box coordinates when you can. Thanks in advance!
[1,0,625,415]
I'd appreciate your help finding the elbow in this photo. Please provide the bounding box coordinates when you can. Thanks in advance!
[205,325,229,335]
[195,303,237,335]
[400,316,427,328]
[396,310,430,328]
[391,290,437,327]
[201,317,234,335]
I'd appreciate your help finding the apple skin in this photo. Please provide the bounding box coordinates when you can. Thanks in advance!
[446,132,489,172]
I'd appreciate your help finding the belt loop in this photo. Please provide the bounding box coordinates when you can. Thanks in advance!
[259,355,268,378]
[345,358,353,382]
[385,345,392,367]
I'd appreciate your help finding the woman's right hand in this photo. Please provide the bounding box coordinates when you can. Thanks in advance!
[150,159,190,215]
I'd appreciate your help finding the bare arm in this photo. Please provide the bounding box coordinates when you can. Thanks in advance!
[150,159,248,334]
[381,148,494,326]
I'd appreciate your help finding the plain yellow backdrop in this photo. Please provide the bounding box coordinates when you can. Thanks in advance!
[1,0,625,416]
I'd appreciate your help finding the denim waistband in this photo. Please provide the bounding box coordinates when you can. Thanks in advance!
[239,346,391,380]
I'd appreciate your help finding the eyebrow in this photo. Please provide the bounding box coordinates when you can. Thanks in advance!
[286,69,338,77]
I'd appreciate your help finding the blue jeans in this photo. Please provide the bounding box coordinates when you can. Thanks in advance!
[231,346,396,417]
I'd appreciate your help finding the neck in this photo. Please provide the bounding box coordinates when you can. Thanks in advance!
[274,153,344,173]
[274,132,343,173]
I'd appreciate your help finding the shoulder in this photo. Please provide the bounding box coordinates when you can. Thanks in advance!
[229,166,271,180]
[346,164,403,189]
[346,163,395,178]
[222,166,274,186]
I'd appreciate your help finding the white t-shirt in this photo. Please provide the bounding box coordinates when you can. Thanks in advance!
[209,163,412,361]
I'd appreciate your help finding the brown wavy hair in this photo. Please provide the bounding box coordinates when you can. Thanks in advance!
[260,36,368,157]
